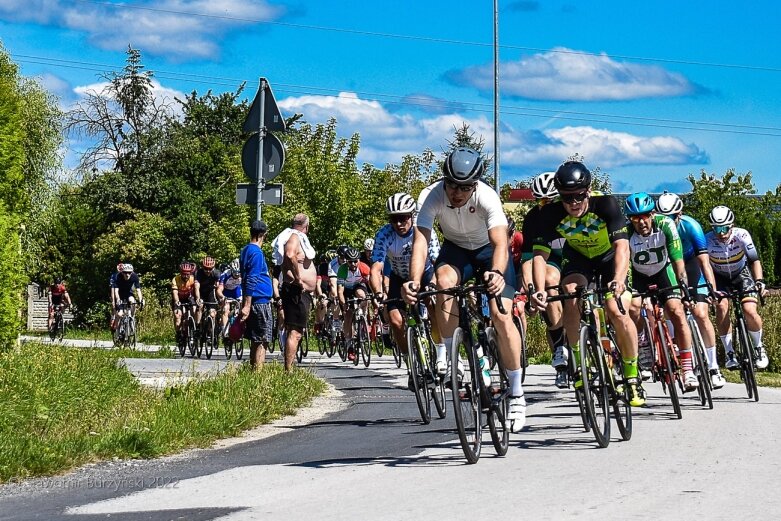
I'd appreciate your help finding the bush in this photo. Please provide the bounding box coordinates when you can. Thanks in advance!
[0,215,24,351]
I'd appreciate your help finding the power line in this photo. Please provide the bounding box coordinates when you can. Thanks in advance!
[72,0,781,73]
[14,53,781,137]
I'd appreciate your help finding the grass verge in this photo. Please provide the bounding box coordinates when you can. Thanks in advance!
[0,342,325,483]
[722,368,781,388]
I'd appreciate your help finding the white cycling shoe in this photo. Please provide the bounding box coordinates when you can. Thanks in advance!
[508,395,527,433]
[756,347,769,369]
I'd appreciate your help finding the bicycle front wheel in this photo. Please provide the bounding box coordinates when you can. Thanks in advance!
[128,316,137,350]
[235,337,244,360]
[689,315,713,409]
[657,323,682,419]
[512,314,528,383]
[607,339,632,441]
[580,325,610,448]
[450,327,482,464]
[736,318,759,402]
[359,318,371,367]
[427,330,446,419]
[204,316,215,360]
[407,326,431,424]
[187,317,197,357]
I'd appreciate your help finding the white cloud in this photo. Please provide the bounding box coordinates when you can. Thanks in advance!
[446,47,704,101]
[0,0,284,60]
[278,92,708,170]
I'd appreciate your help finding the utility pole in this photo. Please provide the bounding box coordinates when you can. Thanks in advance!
[493,0,500,193]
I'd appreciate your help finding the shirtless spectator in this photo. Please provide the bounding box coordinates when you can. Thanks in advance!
[272,213,318,371]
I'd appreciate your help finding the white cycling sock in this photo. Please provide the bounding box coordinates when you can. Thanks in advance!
[436,343,447,363]
[720,334,733,354]
[749,329,763,348]
[507,368,524,397]
[705,346,718,370]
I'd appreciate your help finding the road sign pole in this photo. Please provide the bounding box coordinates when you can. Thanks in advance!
[255,78,267,221]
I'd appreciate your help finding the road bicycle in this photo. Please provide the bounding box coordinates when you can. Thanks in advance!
[113,300,138,350]
[49,304,67,342]
[369,302,388,358]
[344,296,372,367]
[634,284,684,419]
[424,283,511,464]
[199,301,220,360]
[222,298,245,360]
[296,315,310,364]
[317,297,340,358]
[176,302,198,358]
[546,284,632,447]
[717,284,765,402]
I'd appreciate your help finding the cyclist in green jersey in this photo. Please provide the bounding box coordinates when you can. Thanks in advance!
[530,161,643,406]
[624,192,698,391]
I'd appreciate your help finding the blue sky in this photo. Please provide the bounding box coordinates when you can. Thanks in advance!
[2,0,780,193]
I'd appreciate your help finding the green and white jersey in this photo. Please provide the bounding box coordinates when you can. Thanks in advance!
[628,214,683,276]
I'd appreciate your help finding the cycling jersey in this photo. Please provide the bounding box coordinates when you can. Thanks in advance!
[171,274,195,299]
[327,258,343,278]
[510,230,523,269]
[218,270,242,299]
[359,252,374,267]
[50,283,67,305]
[317,261,331,293]
[676,214,708,262]
[521,204,564,266]
[628,214,682,277]
[416,179,507,250]
[705,227,760,278]
[534,193,627,259]
[112,272,141,301]
[337,262,370,290]
[371,223,440,278]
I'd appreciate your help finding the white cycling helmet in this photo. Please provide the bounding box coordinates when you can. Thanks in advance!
[531,171,558,199]
[229,258,240,272]
[656,191,683,215]
[709,205,735,226]
[121,263,134,273]
[386,192,416,215]
[364,238,375,251]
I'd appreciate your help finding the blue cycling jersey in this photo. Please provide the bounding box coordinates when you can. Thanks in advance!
[677,214,708,262]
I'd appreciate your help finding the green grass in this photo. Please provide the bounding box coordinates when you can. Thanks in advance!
[722,369,781,388]
[0,342,326,483]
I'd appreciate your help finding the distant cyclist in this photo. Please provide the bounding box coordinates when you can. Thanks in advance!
[171,262,197,346]
[624,192,698,391]
[195,256,220,337]
[111,263,143,326]
[48,276,72,331]
[217,259,242,338]
[656,192,725,388]
[360,238,375,267]
[705,205,769,370]
[337,247,371,361]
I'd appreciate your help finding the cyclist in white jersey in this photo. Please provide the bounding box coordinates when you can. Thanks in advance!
[705,206,769,369]
[371,193,444,385]
[402,147,527,431]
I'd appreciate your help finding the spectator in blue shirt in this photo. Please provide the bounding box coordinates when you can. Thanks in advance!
[240,220,274,370]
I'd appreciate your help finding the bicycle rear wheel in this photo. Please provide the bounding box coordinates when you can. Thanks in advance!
[580,326,610,448]
[407,326,431,424]
[736,318,759,402]
[450,327,482,464]
[657,323,682,419]
[359,318,371,367]
[302,325,310,357]
[689,315,713,409]
[391,338,402,368]
[486,332,509,456]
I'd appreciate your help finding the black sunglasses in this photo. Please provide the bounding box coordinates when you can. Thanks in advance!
[389,214,412,223]
[561,191,589,203]
[445,180,476,193]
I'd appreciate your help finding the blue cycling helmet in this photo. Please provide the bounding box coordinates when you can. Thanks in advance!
[625,192,656,216]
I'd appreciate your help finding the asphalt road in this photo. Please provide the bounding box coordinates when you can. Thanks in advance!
[2,347,780,521]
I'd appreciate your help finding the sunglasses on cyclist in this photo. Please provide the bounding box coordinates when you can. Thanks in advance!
[444,180,476,193]
[713,224,731,234]
[629,213,653,221]
[560,191,588,203]
[389,214,412,224]
[348,260,358,265]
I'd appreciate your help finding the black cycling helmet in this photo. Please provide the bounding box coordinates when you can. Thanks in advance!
[554,161,592,192]
[507,216,516,235]
[336,244,349,258]
[344,247,360,262]
[443,147,485,185]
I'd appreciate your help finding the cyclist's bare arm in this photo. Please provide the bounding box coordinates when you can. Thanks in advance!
[369,261,385,295]
[610,238,630,294]
[696,252,718,291]
[408,226,431,288]
[531,250,551,307]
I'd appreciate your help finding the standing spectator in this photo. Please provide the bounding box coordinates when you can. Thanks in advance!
[272,213,318,371]
[240,220,274,370]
